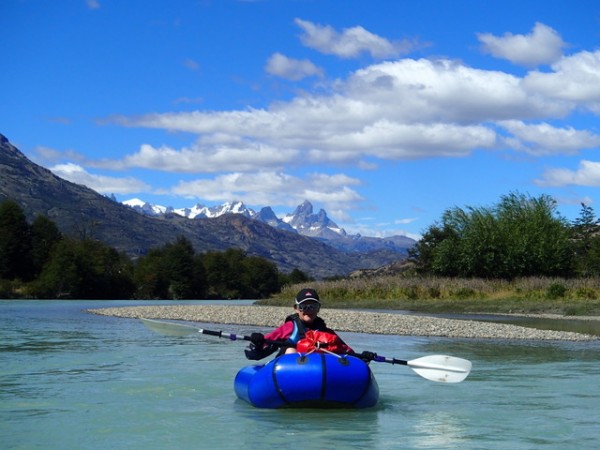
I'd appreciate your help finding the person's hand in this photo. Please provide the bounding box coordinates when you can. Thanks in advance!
[359,351,377,362]
[250,332,265,347]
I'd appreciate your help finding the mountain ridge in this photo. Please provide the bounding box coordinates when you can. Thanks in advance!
[0,133,411,278]
[122,197,415,254]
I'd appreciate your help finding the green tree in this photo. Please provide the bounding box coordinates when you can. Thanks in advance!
[241,256,281,298]
[34,238,81,298]
[133,237,206,299]
[133,248,170,299]
[281,268,312,285]
[199,251,226,298]
[409,223,458,275]
[201,248,281,299]
[35,238,134,299]
[571,203,600,276]
[584,237,600,276]
[496,193,571,278]
[30,214,63,276]
[413,192,572,279]
[162,236,206,299]
[84,240,134,299]
[202,248,247,298]
[0,200,33,280]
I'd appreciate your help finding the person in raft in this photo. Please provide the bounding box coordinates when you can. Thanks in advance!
[244,288,375,361]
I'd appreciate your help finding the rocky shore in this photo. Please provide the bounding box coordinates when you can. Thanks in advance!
[88,304,598,341]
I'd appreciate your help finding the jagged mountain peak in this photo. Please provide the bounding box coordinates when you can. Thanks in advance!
[282,201,344,238]
[254,206,295,233]
[121,196,369,244]
[123,197,347,239]
[293,200,314,215]
[256,206,278,221]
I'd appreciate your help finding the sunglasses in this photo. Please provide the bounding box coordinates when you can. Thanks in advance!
[297,303,320,312]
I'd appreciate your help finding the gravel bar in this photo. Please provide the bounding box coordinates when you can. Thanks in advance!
[88,305,598,341]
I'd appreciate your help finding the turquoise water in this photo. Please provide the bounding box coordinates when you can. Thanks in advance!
[1,300,599,450]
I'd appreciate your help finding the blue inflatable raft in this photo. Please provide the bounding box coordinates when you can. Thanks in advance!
[234,352,379,409]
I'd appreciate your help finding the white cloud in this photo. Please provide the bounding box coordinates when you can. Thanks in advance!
[294,18,420,59]
[265,52,324,80]
[34,146,85,165]
[340,219,422,240]
[107,51,600,172]
[86,0,100,10]
[112,108,284,136]
[343,58,552,121]
[523,50,600,110]
[170,171,363,211]
[119,142,298,172]
[50,163,150,194]
[478,22,565,66]
[183,58,200,71]
[499,120,600,155]
[98,26,600,217]
[324,121,497,159]
[395,217,418,225]
[536,160,600,187]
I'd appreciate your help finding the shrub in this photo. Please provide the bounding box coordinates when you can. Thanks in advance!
[546,283,567,299]
[575,287,597,299]
[453,287,476,299]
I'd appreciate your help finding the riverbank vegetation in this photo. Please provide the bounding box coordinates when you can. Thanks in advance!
[264,193,600,315]
[263,276,600,315]
[3,192,600,315]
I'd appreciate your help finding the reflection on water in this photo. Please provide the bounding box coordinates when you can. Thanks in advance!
[412,411,468,449]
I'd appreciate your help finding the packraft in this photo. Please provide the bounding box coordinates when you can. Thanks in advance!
[233,352,379,409]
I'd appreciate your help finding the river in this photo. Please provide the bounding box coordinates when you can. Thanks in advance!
[1,300,598,449]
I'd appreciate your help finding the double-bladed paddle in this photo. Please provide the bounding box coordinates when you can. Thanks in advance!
[368,354,471,383]
[140,318,472,383]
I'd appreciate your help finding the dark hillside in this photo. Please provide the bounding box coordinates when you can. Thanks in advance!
[0,133,386,278]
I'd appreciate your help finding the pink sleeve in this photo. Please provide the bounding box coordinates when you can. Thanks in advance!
[331,331,353,354]
[264,321,294,342]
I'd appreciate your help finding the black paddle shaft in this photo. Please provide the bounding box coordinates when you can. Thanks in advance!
[198,328,291,348]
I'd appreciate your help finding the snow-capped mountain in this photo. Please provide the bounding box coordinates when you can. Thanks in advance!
[254,206,296,232]
[175,201,254,219]
[283,200,346,239]
[123,198,343,238]
[123,198,170,216]
[124,199,256,220]
[121,198,415,255]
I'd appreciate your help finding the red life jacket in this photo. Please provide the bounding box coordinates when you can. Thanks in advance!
[296,330,347,354]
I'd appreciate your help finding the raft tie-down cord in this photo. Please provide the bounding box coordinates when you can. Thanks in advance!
[298,342,346,359]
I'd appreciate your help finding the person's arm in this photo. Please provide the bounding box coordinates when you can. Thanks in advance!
[244,322,293,360]
[336,336,353,354]
[326,327,354,354]
[264,321,293,342]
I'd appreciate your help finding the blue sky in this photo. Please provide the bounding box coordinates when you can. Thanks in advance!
[2,0,600,240]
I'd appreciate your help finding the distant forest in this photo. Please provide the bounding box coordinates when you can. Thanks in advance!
[3,192,600,300]
[0,200,310,300]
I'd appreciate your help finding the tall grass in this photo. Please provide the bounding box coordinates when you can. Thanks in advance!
[260,275,600,315]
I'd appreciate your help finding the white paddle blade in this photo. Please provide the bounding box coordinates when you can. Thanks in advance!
[407,355,472,383]
[141,318,200,337]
